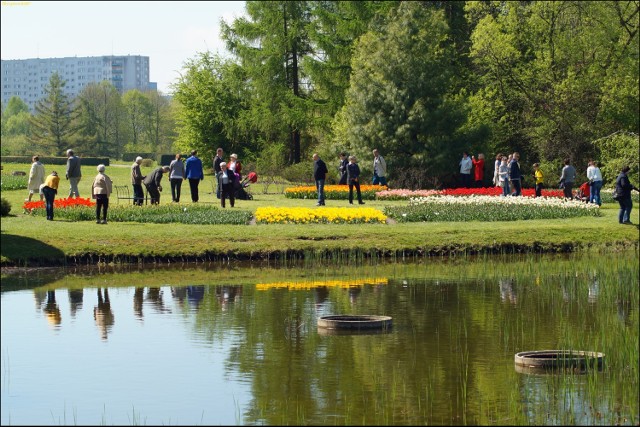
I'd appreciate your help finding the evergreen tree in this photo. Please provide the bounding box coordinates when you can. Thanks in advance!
[29,73,77,156]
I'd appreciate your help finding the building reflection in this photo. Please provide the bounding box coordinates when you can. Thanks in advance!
[94,288,114,340]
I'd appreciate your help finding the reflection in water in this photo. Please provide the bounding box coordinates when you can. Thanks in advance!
[94,288,114,340]
[33,290,46,310]
[68,289,83,317]
[146,287,171,314]
[499,278,517,304]
[187,286,205,309]
[348,287,361,305]
[43,290,61,327]
[214,285,241,311]
[133,287,144,320]
[588,274,599,304]
[171,286,187,304]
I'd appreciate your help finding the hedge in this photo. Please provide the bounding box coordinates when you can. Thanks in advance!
[122,153,154,162]
[158,153,190,166]
[1,156,110,166]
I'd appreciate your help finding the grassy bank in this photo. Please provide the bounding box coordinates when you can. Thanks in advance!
[1,162,638,267]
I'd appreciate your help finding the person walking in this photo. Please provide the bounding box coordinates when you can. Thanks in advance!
[217,162,237,208]
[498,156,510,197]
[559,158,576,199]
[169,153,185,203]
[347,155,365,205]
[131,156,146,206]
[614,165,639,225]
[313,153,328,206]
[492,153,503,187]
[65,149,82,198]
[509,152,522,196]
[338,152,348,185]
[40,171,60,221]
[471,153,485,188]
[91,164,113,224]
[586,160,603,206]
[459,152,472,188]
[372,149,388,186]
[213,147,224,199]
[143,165,170,205]
[27,155,45,202]
[533,163,544,197]
[185,150,204,202]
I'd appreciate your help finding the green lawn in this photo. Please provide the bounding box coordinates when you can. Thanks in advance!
[1,161,638,267]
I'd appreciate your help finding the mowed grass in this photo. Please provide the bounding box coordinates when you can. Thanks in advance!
[1,161,638,266]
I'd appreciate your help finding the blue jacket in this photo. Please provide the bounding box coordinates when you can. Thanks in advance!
[185,156,204,180]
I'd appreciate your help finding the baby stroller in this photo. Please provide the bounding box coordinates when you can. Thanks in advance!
[235,172,258,200]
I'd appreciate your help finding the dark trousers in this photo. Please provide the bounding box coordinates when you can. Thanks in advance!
[535,183,544,197]
[42,186,56,220]
[170,178,183,202]
[511,179,522,196]
[563,182,574,199]
[95,194,109,221]
[220,183,234,208]
[348,180,363,203]
[132,184,144,206]
[146,184,161,205]
[618,197,633,223]
[188,178,200,202]
[461,173,471,188]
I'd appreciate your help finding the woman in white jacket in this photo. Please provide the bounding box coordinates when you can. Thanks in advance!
[27,155,46,202]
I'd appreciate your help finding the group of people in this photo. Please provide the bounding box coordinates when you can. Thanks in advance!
[213,147,244,208]
[312,148,388,206]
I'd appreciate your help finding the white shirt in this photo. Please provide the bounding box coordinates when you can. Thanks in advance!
[587,166,602,182]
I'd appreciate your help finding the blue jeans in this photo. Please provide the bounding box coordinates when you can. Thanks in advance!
[618,197,632,223]
[511,179,521,196]
[42,186,56,220]
[590,181,602,205]
[316,179,325,205]
[372,173,387,186]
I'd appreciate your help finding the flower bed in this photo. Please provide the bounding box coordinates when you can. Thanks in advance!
[285,184,387,200]
[23,200,252,224]
[255,206,387,224]
[256,277,388,290]
[376,187,565,199]
[384,195,601,222]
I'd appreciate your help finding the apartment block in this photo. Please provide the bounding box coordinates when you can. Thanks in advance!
[1,55,155,112]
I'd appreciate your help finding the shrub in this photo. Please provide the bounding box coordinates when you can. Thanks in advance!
[141,159,154,167]
[0,198,10,216]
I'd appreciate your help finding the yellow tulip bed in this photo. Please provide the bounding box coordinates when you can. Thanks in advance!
[284,184,388,200]
[256,277,388,290]
[254,206,387,224]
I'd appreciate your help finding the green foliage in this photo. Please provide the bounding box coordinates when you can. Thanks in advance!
[28,203,253,225]
[594,132,640,184]
[0,197,11,216]
[0,174,28,191]
[282,161,314,184]
[172,52,248,162]
[28,73,78,156]
[334,2,471,181]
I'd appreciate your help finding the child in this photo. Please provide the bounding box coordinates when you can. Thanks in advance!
[533,163,544,197]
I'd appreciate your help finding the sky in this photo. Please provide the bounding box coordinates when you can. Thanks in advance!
[0,1,247,94]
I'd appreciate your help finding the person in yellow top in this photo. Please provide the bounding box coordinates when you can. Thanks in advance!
[41,171,60,220]
[92,164,113,224]
[533,163,544,197]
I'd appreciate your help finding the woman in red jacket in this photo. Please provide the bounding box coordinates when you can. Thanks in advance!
[472,153,485,188]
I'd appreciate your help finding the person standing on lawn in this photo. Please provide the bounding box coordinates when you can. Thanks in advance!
[131,156,146,206]
[40,171,60,221]
[313,153,328,206]
[586,160,603,206]
[372,149,388,186]
[615,165,640,225]
[185,150,204,203]
[459,152,472,188]
[91,164,113,224]
[27,155,45,202]
[472,153,485,188]
[213,147,224,199]
[65,149,82,198]
[338,152,349,185]
[533,163,544,197]
[347,155,365,205]
[559,158,576,199]
[509,152,522,196]
[169,153,185,203]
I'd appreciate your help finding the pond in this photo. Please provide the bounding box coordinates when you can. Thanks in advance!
[1,252,638,426]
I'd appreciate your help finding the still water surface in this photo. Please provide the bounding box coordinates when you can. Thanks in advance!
[2,253,638,425]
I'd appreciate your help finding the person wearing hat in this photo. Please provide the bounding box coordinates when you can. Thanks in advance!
[229,153,242,179]
[131,156,146,206]
[92,164,113,224]
[41,171,60,221]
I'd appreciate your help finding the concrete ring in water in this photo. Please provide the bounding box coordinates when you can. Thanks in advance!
[514,350,605,371]
[317,315,392,331]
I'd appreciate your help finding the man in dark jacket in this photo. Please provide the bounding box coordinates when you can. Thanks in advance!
[143,166,169,205]
[338,152,348,185]
[213,147,224,199]
[313,153,328,206]
[615,165,640,224]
